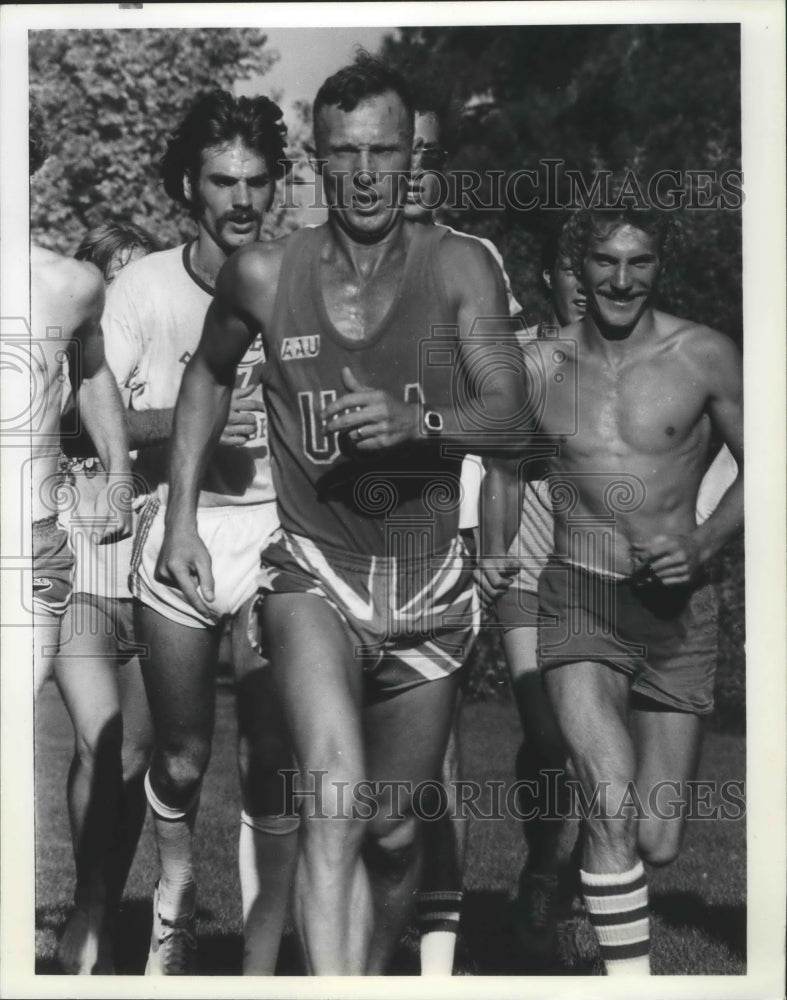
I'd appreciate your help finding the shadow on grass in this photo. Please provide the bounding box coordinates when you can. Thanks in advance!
[461,890,602,976]
[392,889,568,976]
[651,891,746,963]
[39,890,742,977]
[192,929,243,976]
[35,899,245,976]
[115,907,301,976]
[113,898,153,974]
[461,890,521,974]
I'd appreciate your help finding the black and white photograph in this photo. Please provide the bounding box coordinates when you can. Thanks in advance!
[0,2,784,996]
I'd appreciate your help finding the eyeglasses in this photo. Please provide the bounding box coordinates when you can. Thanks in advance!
[414,146,448,171]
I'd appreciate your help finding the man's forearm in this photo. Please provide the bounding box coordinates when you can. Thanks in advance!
[693,475,744,563]
[164,354,232,527]
[61,402,172,456]
[77,362,131,473]
[480,457,522,557]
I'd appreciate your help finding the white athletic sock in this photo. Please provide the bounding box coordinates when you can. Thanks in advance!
[418,890,463,975]
[581,861,650,975]
[238,811,300,975]
[145,771,200,922]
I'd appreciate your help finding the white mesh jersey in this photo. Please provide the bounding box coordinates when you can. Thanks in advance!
[103,243,274,508]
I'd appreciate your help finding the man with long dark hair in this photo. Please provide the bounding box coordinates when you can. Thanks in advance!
[100,89,295,975]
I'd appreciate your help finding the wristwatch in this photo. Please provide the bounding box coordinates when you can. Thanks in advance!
[422,408,444,436]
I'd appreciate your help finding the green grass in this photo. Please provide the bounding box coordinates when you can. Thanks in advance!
[34,682,745,976]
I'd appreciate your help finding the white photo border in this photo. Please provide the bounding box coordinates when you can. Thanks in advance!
[1,3,784,998]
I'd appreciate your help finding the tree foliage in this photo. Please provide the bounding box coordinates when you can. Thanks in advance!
[29,29,281,253]
[381,25,742,342]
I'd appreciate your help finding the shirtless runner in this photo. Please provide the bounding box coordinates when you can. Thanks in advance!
[483,204,743,975]
[28,97,132,700]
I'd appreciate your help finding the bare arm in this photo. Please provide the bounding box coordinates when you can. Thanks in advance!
[477,456,522,606]
[67,270,133,539]
[450,238,528,446]
[453,241,527,601]
[691,334,743,561]
[65,378,258,454]
[67,277,127,470]
[61,391,175,453]
[481,457,522,555]
[77,357,131,476]
[156,247,271,614]
[163,327,236,527]
[635,332,743,585]
[127,391,261,450]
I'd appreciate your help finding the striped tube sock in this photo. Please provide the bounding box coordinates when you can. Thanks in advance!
[418,890,463,975]
[580,861,650,975]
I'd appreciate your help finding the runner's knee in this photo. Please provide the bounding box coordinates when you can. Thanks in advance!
[365,813,419,878]
[638,819,682,867]
[73,711,122,767]
[301,813,367,865]
[156,741,211,798]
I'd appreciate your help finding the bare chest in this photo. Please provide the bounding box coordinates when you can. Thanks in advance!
[320,256,404,341]
[541,352,708,459]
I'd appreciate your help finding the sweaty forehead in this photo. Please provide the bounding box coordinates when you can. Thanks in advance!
[199,138,268,177]
[316,92,412,148]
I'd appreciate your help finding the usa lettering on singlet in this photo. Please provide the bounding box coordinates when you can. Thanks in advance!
[262,223,464,557]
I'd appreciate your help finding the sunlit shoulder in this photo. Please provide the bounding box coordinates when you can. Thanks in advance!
[32,245,104,317]
[665,312,741,385]
[216,233,290,292]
